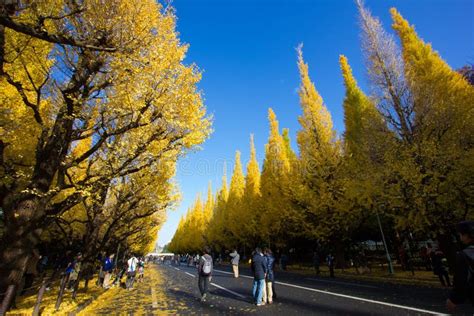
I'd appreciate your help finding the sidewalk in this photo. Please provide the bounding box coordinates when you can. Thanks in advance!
[218,262,444,288]
[8,277,105,315]
[284,264,444,288]
[78,264,190,315]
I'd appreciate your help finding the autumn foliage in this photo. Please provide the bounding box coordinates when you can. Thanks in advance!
[168,3,473,266]
[0,0,211,296]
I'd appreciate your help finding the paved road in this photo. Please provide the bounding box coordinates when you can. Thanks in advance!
[157,263,474,315]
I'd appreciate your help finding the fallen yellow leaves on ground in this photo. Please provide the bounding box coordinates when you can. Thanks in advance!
[8,277,105,315]
[79,264,184,315]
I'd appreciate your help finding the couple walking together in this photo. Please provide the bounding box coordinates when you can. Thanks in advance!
[251,247,275,306]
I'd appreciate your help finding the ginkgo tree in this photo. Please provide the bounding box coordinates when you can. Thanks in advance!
[169,2,472,271]
[0,0,211,300]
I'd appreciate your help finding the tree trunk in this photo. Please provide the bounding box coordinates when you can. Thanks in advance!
[0,196,44,306]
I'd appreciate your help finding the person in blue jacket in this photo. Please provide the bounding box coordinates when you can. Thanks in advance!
[251,247,267,306]
[102,254,115,289]
[263,248,275,304]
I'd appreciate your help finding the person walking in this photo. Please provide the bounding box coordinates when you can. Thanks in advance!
[430,249,451,287]
[251,247,267,306]
[263,248,275,304]
[137,257,145,282]
[198,246,213,302]
[280,253,288,271]
[21,249,40,295]
[230,249,240,278]
[326,253,335,278]
[66,252,82,291]
[126,254,138,290]
[102,254,115,289]
[447,221,474,312]
[313,251,321,275]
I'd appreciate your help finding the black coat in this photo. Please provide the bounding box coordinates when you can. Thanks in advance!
[449,245,474,305]
[251,253,267,280]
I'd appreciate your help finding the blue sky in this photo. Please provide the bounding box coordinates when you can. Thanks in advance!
[157,0,474,247]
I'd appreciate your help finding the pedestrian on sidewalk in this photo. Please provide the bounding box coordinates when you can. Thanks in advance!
[126,254,138,290]
[263,248,275,304]
[251,247,267,306]
[21,249,40,295]
[313,251,321,276]
[326,253,335,278]
[66,252,82,291]
[137,257,145,282]
[447,221,474,312]
[430,249,450,287]
[280,253,288,271]
[198,246,213,302]
[102,254,115,289]
[230,249,240,278]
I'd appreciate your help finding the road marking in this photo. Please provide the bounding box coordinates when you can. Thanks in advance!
[185,272,196,278]
[151,288,158,308]
[210,282,246,299]
[274,280,444,315]
[214,269,443,315]
[179,268,245,299]
[214,269,252,279]
[174,267,180,271]
[305,278,378,289]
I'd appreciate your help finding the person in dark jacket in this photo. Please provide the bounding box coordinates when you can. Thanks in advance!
[251,247,267,306]
[326,253,335,278]
[263,248,275,304]
[313,251,321,275]
[430,249,450,287]
[447,221,474,312]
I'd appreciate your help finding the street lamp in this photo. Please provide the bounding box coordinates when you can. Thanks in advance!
[376,205,394,274]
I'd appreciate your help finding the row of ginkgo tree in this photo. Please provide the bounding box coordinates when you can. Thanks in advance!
[0,0,211,304]
[168,2,473,269]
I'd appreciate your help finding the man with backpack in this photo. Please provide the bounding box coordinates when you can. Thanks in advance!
[126,254,138,290]
[198,246,213,302]
[447,221,474,312]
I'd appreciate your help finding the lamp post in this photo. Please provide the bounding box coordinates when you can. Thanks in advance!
[376,205,394,274]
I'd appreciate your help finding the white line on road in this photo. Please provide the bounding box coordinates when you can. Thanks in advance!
[210,282,246,299]
[174,267,180,271]
[185,272,195,278]
[178,268,245,299]
[213,269,443,315]
[275,280,445,315]
[214,269,252,279]
[305,278,378,289]
[151,288,158,308]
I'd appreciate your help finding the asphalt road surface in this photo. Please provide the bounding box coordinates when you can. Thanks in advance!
[156,262,474,315]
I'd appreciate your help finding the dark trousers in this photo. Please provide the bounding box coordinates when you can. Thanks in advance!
[126,272,136,289]
[437,270,451,287]
[21,273,35,295]
[329,265,335,278]
[314,264,320,275]
[198,275,210,296]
